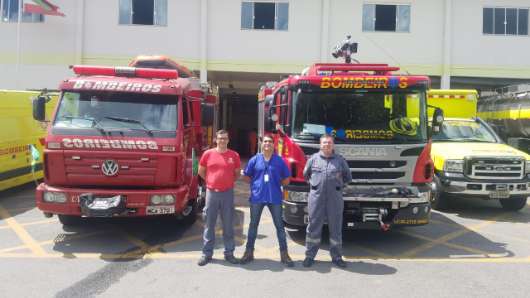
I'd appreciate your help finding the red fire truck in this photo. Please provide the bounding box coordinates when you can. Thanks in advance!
[32,60,218,226]
[258,63,443,230]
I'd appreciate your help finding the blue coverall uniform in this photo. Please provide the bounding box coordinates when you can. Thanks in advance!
[303,152,352,260]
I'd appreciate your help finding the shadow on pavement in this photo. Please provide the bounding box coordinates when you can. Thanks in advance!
[439,197,530,224]
[51,209,246,261]
[286,211,512,260]
[0,182,38,218]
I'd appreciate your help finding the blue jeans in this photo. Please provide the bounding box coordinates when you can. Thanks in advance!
[246,203,288,252]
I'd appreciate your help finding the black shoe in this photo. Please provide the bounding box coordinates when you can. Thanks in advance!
[280,250,294,267]
[332,257,347,268]
[240,250,254,264]
[197,255,212,266]
[224,254,239,264]
[302,257,314,268]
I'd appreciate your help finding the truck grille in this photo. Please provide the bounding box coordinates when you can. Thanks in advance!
[466,157,524,180]
[349,160,406,181]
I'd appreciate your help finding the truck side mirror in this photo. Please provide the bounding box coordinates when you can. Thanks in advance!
[33,96,46,121]
[265,110,278,133]
[431,108,444,134]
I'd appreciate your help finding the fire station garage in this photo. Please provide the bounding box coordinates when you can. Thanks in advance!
[209,70,288,157]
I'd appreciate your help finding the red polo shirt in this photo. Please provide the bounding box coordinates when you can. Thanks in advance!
[199,148,241,192]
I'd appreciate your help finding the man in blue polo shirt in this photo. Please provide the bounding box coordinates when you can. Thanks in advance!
[240,134,293,267]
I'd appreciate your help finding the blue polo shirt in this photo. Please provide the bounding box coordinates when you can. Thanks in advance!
[244,153,290,205]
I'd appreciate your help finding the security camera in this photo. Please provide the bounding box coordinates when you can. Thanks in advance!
[331,35,358,63]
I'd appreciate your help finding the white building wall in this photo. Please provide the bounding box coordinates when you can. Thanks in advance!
[0,0,529,90]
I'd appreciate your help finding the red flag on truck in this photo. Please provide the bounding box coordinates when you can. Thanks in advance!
[24,0,65,17]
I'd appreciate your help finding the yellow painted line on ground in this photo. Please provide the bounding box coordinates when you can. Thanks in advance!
[0,204,46,256]
[400,213,509,258]
[0,230,109,253]
[397,229,507,257]
[2,251,530,264]
[4,206,35,213]
[21,218,59,227]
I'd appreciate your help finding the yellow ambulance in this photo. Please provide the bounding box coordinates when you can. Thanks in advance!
[428,89,530,211]
[0,90,57,191]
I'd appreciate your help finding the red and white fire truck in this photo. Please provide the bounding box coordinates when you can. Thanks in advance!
[32,58,218,226]
[258,63,443,230]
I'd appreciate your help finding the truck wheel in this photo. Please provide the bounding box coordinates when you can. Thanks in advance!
[431,176,450,211]
[58,215,83,226]
[500,196,528,211]
[179,200,198,225]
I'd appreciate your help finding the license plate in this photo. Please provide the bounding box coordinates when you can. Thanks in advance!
[88,196,121,210]
[489,190,510,199]
[146,206,175,215]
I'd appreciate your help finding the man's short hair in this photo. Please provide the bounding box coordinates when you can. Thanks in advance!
[262,134,274,142]
[320,133,334,142]
[216,129,229,137]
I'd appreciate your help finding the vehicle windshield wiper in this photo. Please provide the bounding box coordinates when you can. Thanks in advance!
[104,116,153,137]
[434,138,492,143]
[295,132,319,140]
[59,115,107,135]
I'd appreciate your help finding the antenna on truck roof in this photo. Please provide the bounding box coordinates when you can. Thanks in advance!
[331,35,359,64]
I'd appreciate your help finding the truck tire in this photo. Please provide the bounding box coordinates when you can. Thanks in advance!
[179,200,198,225]
[58,214,83,226]
[499,196,528,211]
[431,175,450,211]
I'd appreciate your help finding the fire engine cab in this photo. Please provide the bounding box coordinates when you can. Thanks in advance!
[32,60,218,225]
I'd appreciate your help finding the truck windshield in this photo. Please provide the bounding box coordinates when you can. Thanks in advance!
[432,119,498,143]
[292,89,428,144]
[53,91,177,138]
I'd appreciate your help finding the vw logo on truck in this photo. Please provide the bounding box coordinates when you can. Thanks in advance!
[101,160,119,176]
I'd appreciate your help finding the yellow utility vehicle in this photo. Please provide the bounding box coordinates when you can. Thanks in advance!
[0,90,57,191]
[428,89,530,211]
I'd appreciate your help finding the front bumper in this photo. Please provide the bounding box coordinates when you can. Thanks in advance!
[36,183,190,217]
[438,172,530,199]
[282,184,431,230]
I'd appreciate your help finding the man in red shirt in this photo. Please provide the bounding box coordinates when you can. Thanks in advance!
[197,129,241,266]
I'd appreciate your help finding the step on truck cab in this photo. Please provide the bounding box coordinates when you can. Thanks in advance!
[430,89,530,211]
[33,60,218,225]
[258,63,444,230]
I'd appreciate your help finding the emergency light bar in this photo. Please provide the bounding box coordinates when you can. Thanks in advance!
[313,64,400,74]
[71,65,178,80]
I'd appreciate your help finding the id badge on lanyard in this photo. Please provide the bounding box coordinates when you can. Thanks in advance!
[264,159,269,183]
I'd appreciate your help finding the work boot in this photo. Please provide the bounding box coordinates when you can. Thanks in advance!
[197,255,212,266]
[332,257,347,268]
[302,257,314,268]
[224,254,239,264]
[240,249,254,264]
[280,250,294,267]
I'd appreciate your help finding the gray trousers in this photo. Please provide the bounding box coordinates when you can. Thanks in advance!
[202,188,235,257]
[305,186,344,260]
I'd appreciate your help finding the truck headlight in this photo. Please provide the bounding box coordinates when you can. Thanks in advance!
[43,192,67,203]
[444,160,464,173]
[150,195,163,205]
[163,194,175,204]
[288,191,308,202]
[150,194,175,205]
[526,161,530,175]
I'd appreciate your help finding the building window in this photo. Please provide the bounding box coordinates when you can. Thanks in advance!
[119,0,167,26]
[362,4,410,32]
[1,0,44,23]
[483,7,528,35]
[241,2,289,31]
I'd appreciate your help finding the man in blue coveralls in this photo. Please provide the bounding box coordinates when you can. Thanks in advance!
[303,134,352,268]
[240,134,294,267]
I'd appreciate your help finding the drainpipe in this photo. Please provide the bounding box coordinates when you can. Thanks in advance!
[200,0,208,83]
[320,0,330,62]
[441,0,452,89]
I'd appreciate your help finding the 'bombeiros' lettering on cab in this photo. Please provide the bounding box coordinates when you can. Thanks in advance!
[73,80,162,93]
[62,138,158,150]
